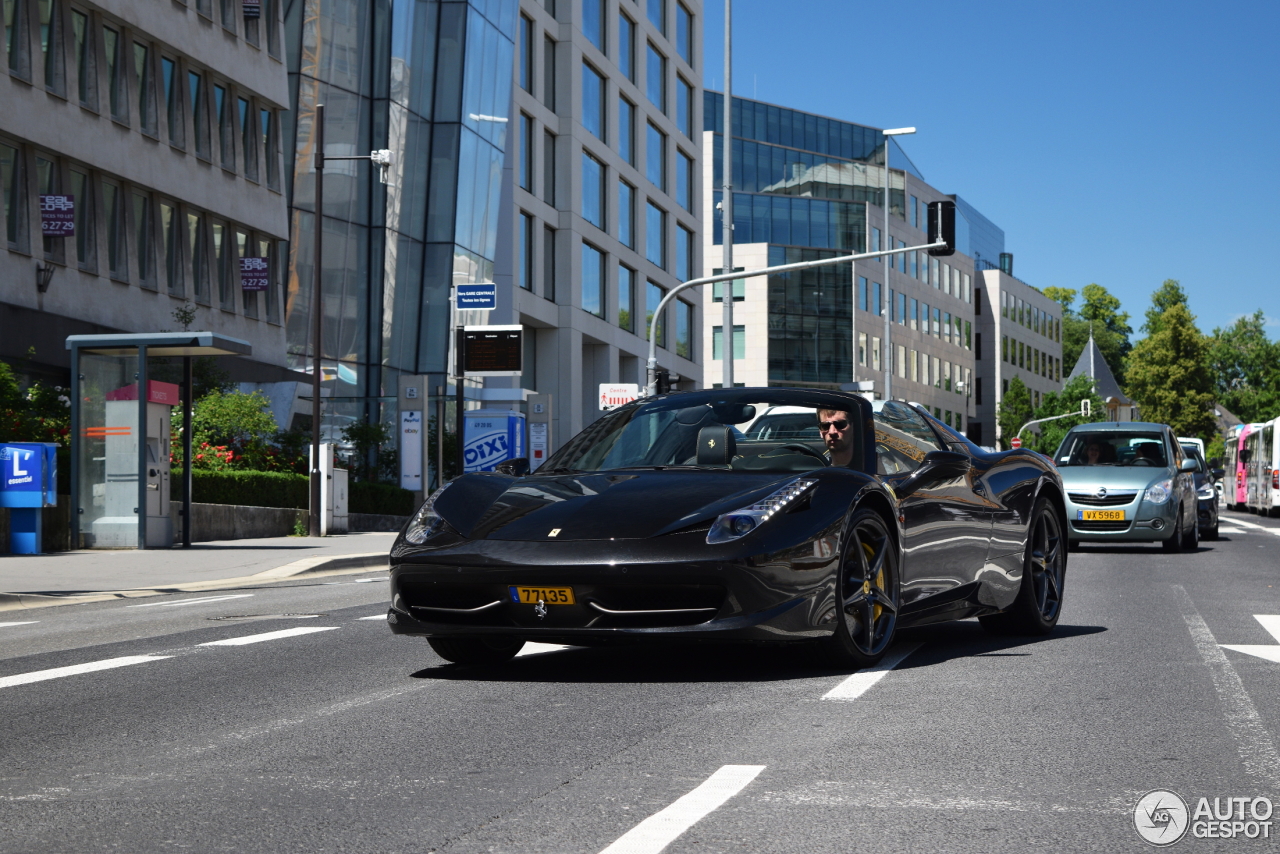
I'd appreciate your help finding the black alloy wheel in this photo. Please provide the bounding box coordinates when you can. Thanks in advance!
[823,508,900,669]
[1162,505,1185,552]
[980,497,1065,636]
[428,636,525,666]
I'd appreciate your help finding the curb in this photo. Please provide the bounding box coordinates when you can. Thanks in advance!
[0,552,389,614]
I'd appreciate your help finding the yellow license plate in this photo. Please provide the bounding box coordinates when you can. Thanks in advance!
[1079,509,1126,521]
[509,586,576,605]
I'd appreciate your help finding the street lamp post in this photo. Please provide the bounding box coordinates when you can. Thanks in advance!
[721,0,733,390]
[880,127,915,402]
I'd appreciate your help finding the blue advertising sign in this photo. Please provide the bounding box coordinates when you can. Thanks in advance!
[0,443,56,508]
[456,283,497,311]
[463,410,526,473]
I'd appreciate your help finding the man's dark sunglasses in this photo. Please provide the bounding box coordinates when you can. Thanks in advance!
[818,419,850,432]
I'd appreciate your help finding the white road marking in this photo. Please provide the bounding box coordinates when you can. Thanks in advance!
[1222,517,1280,535]
[1172,586,1280,789]
[821,643,923,701]
[598,765,766,854]
[127,594,255,608]
[198,627,339,647]
[356,615,386,621]
[517,642,570,657]
[0,621,39,628]
[1221,615,1280,664]
[0,655,171,689]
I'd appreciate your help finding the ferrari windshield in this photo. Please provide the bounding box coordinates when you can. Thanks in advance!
[1056,431,1169,467]
[540,394,863,474]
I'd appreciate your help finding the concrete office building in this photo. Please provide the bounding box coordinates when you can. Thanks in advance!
[973,266,1065,445]
[0,0,292,384]
[281,0,702,468]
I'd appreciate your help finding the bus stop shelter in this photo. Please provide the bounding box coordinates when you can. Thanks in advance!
[66,332,251,550]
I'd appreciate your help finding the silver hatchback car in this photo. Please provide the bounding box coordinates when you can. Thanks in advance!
[1054,422,1199,551]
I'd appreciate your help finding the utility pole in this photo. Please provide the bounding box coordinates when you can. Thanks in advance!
[721,0,733,390]
[309,104,325,538]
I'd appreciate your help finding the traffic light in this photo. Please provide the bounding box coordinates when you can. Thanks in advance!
[927,200,956,257]
[654,369,672,395]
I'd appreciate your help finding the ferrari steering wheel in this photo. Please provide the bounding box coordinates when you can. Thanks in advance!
[779,443,829,463]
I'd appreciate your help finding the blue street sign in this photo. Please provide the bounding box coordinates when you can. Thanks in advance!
[456,283,497,311]
[0,443,57,555]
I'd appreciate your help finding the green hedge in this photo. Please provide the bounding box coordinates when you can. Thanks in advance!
[174,470,414,516]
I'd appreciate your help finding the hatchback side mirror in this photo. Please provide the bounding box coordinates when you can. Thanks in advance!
[896,450,970,498]
[494,457,530,477]
[1211,467,1225,481]
[1179,458,1197,473]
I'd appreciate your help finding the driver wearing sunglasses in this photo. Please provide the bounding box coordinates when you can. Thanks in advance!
[817,409,854,467]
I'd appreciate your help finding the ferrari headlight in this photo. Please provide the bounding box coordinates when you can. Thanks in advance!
[1144,479,1172,505]
[707,478,817,545]
[1196,484,1216,501]
[403,483,453,544]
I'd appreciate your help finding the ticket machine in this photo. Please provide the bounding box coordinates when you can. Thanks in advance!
[87,381,178,548]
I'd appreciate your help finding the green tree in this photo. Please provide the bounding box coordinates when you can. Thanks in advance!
[1141,279,1190,337]
[1206,310,1280,422]
[1042,284,1132,385]
[1027,374,1107,455]
[341,417,395,483]
[996,376,1034,450]
[1125,302,1216,439]
[0,358,70,445]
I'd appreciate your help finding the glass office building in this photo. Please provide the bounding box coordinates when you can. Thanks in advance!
[282,0,517,427]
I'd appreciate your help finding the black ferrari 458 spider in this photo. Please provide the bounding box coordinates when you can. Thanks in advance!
[387,388,1067,669]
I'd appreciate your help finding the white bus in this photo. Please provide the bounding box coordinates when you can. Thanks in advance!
[1245,418,1280,517]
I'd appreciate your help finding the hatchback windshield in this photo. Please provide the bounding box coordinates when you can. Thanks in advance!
[540,397,858,474]
[1056,431,1168,467]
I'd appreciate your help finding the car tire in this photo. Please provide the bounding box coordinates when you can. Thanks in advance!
[822,507,900,670]
[1162,507,1185,552]
[1204,519,1219,540]
[979,497,1065,637]
[1181,506,1199,550]
[428,636,524,666]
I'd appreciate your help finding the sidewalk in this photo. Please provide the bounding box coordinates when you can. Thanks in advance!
[0,532,398,612]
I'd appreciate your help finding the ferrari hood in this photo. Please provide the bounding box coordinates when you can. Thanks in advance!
[435,470,795,541]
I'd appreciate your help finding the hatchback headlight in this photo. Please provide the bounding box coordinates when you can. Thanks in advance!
[707,478,817,545]
[1196,484,1216,501]
[403,483,453,544]
[1144,479,1172,505]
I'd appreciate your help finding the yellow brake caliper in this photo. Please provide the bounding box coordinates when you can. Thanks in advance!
[862,542,883,622]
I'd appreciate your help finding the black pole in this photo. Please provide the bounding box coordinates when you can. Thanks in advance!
[69,343,79,547]
[455,327,465,479]
[309,104,325,537]
[137,345,148,550]
[182,355,192,547]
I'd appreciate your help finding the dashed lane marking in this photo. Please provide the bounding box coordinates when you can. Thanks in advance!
[356,615,387,621]
[821,642,923,701]
[0,655,172,689]
[127,594,255,608]
[0,621,39,628]
[517,643,570,657]
[598,765,766,854]
[198,626,339,647]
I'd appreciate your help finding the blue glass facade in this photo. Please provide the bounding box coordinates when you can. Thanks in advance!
[283,0,517,425]
[951,194,1005,272]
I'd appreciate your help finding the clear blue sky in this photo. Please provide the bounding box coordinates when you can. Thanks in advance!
[701,0,1280,340]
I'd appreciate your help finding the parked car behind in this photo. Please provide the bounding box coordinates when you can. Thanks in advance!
[1179,442,1220,540]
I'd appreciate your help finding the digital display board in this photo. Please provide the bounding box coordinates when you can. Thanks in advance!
[462,326,522,376]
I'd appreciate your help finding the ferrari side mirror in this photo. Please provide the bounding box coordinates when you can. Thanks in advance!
[494,457,530,477]
[895,450,970,499]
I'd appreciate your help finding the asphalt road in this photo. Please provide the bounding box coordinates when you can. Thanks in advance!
[2,508,1280,853]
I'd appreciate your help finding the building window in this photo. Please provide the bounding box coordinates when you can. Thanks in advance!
[871,337,881,371]
[645,43,665,112]
[711,268,743,302]
[237,230,255,316]
[196,0,211,18]
[675,299,693,359]
[582,62,605,141]
[240,98,257,181]
[71,9,93,108]
[70,168,94,270]
[618,264,634,330]
[191,72,209,160]
[161,201,181,295]
[618,97,634,165]
[261,108,279,190]
[519,114,532,190]
[40,0,65,96]
[897,344,906,378]
[646,122,665,190]
[675,149,691,211]
[104,26,125,120]
[676,223,691,281]
[134,42,156,136]
[857,332,867,366]
[581,150,604,229]
[909,349,918,383]
[583,0,603,52]
[618,14,633,81]
[102,180,127,279]
[645,201,664,269]
[542,225,556,301]
[518,211,533,290]
[542,130,555,205]
[214,84,233,170]
[162,57,182,146]
[132,191,154,287]
[618,180,633,247]
[646,280,666,346]
[213,222,233,309]
[542,35,556,110]
[676,76,692,138]
[647,0,665,34]
[219,0,234,30]
[872,280,882,317]
[518,14,532,91]
[188,211,208,302]
[581,241,604,317]
[261,237,279,323]
[712,325,745,361]
[910,297,918,330]
[909,194,918,228]
[975,332,982,360]
[6,0,29,78]
[676,3,692,64]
